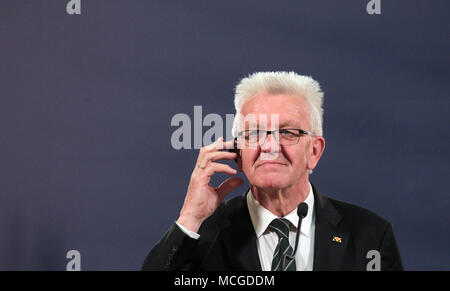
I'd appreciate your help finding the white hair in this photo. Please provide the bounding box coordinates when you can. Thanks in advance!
[232,71,324,137]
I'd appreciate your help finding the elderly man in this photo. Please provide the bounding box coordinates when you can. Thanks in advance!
[142,72,403,271]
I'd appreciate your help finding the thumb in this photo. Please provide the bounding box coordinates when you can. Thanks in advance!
[216,177,244,200]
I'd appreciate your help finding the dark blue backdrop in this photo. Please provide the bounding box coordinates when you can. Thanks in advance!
[0,0,448,270]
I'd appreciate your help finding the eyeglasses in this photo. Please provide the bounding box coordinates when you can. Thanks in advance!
[237,128,313,146]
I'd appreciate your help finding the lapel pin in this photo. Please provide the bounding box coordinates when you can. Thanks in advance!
[332,236,342,243]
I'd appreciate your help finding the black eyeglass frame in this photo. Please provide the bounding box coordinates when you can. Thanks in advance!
[236,128,314,147]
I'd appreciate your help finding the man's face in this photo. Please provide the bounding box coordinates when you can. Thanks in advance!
[237,93,324,191]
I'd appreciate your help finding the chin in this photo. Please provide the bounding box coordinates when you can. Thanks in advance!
[253,175,289,191]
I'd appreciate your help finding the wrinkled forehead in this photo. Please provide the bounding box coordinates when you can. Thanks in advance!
[238,94,311,129]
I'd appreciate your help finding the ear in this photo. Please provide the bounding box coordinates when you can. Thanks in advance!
[307,136,325,172]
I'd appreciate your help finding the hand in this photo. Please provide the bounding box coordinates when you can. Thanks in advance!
[177,137,244,233]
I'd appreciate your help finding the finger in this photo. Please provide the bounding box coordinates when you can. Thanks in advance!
[208,151,238,161]
[198,151,237,168]
[215,138,236,150]
[204,138,234,151]
[202,162,237,177]
[216,177,244,199]
[203,136,225,151]
[197,137,235,165]
[196,137,226,164]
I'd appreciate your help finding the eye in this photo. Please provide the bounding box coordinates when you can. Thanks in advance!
[242,130,259,140]
[280,129,298,137]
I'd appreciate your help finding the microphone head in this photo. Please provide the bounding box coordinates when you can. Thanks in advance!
[297,202,308,218]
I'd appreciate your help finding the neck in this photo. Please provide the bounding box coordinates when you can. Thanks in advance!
[251,175,311,217]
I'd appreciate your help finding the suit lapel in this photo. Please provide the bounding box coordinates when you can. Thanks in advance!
[219,195,262,271]
[216,186,350,271]
[312,185,349,271]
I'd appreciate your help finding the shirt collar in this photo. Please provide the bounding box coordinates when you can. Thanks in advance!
[247,183,315,238]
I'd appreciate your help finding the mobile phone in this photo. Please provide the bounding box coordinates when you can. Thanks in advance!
[225,138,239,161]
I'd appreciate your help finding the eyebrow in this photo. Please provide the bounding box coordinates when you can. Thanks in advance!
[243,119,302,130]
[278,120,300,128]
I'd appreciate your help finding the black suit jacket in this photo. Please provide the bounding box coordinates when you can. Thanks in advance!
[142,184,403,271]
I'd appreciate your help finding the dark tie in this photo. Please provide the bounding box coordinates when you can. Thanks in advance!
[268,218,296,271]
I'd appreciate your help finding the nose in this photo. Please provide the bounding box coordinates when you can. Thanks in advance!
[260,132,280,153]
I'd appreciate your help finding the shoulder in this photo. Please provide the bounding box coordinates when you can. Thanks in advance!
[220,194,247,213]
[214,194,248,222]
[198,194,248,231]
[323,194,392,232]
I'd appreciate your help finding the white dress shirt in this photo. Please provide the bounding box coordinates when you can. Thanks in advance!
[175,183,316,271]
[246,184,316,271]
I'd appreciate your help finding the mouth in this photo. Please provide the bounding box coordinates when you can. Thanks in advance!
[256,161,286,168]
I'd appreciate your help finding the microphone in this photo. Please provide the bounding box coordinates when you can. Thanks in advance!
[282,202,308,270]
